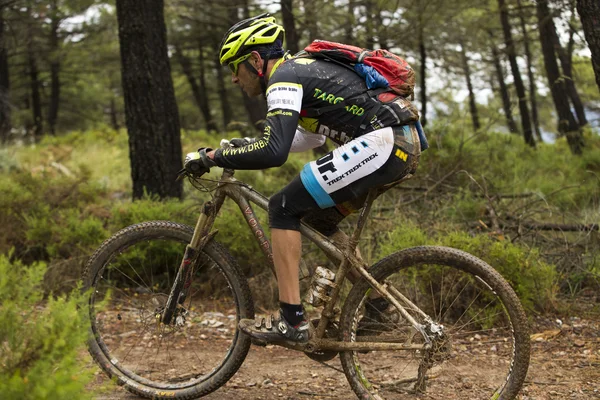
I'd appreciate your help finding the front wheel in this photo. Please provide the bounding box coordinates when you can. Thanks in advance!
[83,221,254,399]
[340,246,530,399]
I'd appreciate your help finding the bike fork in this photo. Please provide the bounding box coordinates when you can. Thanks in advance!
[161,198,222,325]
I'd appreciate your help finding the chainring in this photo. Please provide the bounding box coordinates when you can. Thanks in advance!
[305,318,340,362]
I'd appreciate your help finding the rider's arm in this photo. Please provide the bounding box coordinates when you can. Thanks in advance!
[212,64,302,170]
[290,126,326,153]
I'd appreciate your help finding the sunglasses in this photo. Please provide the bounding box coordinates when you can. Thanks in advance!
[228,53,252,75]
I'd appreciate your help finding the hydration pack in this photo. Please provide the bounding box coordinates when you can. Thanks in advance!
[303,40,415,98]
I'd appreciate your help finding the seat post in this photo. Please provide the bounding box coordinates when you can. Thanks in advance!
[347,188,379,252]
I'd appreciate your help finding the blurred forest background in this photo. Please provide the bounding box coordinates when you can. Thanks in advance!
[0,0,599,396]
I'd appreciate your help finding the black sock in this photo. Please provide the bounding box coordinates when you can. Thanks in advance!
[280,302,304,326]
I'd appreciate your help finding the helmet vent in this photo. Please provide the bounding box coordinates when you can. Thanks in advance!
[263,27,277,38]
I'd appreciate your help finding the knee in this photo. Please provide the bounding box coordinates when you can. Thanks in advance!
[269,192,301,231]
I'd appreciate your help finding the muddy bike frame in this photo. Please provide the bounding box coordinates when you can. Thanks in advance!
[162,167,437,354]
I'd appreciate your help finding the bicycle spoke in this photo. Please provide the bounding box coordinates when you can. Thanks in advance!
[87,224,250,392]
[341,249,529,399]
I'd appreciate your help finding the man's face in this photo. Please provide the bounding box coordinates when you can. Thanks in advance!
[230,52,262,97]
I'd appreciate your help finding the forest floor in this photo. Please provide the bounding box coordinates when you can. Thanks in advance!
[89,305,600,400]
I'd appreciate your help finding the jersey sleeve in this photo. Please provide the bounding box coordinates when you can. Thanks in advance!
[213,63,303,170]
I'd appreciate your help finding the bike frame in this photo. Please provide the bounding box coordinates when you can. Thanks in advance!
[163,168,433,353]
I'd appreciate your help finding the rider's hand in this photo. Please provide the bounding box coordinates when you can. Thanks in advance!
[184,148,216,176]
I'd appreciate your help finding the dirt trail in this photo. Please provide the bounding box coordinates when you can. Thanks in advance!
[91,316,600,400]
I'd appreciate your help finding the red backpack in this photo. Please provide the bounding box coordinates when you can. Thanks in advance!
[303,40,415,98]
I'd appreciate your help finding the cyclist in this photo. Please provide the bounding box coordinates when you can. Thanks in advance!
[184,13,423,343]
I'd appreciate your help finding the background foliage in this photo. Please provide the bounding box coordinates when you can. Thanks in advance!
[0,0,599,397]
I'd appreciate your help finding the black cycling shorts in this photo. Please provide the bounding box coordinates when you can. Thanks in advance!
[269,125,420,234]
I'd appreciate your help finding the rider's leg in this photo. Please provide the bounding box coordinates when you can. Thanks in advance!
[271,227,301,305]
[239,128,418,342]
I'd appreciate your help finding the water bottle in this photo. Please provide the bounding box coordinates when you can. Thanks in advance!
[304,266,337,307]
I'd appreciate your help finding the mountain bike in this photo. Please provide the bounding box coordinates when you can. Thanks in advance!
[83,145,531,400]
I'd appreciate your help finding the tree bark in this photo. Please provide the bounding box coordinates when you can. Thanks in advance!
[516,0,542,141]
[498,0,535,148]
[116,0,183,199]
[576,0,600,93]
[537,0,584,155]
[303,0,319,43]
[109,97,119,131]
[344,0,355,43]
[551,22,588,127]
[214,53,232,129]
[0,5,10,143]
[47,2,60,136]
[175,43,217,131]
[281,0,299,54]
[241,92,267,131]
[364,0,374,49]
[28,43,43,141]
[374,7,389,49]
[459,38,480,131]
[197,44,218,131]
[419,28,427,127]
[490,39,519,134]
[239,0,267,131]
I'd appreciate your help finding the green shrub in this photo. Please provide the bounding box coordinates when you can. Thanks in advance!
[0,253,96,399]
[374,223,558,313]
[108,195,197,229]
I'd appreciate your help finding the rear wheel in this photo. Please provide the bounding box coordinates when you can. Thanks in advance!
[83,221,253,399]
[340,246,530,399]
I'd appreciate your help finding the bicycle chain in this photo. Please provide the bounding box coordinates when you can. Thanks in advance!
[315,358,344,374]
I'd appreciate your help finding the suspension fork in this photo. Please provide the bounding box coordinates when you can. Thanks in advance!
[161,174,229,325]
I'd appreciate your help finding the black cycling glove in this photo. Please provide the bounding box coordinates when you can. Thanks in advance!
[183,148,216,175]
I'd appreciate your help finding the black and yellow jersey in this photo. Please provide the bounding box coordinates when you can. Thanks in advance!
[213,56,420,170]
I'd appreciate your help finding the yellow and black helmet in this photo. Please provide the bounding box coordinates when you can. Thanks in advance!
[219,13,285,66]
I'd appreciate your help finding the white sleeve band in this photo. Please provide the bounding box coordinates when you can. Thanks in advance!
[290,127,326,153]
[266,82,303,113]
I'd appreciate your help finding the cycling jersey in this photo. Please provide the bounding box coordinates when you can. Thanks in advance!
[213,57,420,170]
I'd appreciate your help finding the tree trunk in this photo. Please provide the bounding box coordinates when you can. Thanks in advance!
[516,0,542,141]
[28,44,43,141]
[576,0,600,93]
[0,5,10,143]
[47,3,60,136]
[550,24,588,127]
[498,0,535,148]
[109,97,119,131]
[537,0,584,155]
[214,54,232,129]
[197,44,217,131]
[237,1,267,131]
[365,0,374,49]
[116,0,183,199]
[490,39,519,134]
[175,43,217,131]
[241,92,267,131]
[304,0,319,43]
[374,7,389,49]
[419,28,427,127]
[281,0,299,54]
[459,38,480,131]
[344,0,355,43]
